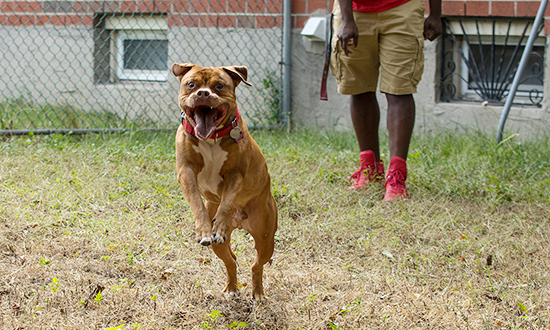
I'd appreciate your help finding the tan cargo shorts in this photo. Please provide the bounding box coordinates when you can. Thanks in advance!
[330,0,426,95]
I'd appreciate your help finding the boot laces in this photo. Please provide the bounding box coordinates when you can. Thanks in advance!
[385,169,406,188]
[350,164,377,181]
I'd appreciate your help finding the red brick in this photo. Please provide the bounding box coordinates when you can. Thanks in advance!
[36,14,50,25]
[7,13,18,24]
[138,1,154,12]
[210,0,227,13]
[169,13,199,27]
[173,1,188,12]
[119,1,137,13]
[72,1,89,13]
[442,1,465,15]
[247,0,265,13]
[328,0,335,11]
[292,0,307,14]
[189,0,209,13]
[424,0,430,14]
[21,2,41,13]
[200,14,235,28]
[2,1,41,13]
[83,2,102,13]
[490,1,514,16]
[80,14,93,26]
[517,1,544,17]
[265,0,283,13]
[102,1,121,13]
[256,15,282,28]
[465,1,488,16]
[156,1,172,12]
[545,18,550,35]
[48,14,62,25]
[308,0,326,13]
[9,14,35,25]
[139,1,170,13]
[294,15,308,29]
[228,0,247,12]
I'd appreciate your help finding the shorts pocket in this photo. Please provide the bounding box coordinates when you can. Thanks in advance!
[330,36,342,82]
[411,37,424,86]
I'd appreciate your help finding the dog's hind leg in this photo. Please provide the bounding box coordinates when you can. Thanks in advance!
[250,230,274,299]
[249,198,277,299]
[211,235,238,296]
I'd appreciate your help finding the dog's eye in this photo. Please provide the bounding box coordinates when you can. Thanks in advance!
[187,82,195,89]
[216,83,224,90]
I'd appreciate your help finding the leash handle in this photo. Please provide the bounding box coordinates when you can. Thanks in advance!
[320,13,334,101]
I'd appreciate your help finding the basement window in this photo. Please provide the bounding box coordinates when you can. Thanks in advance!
[93,14,169,83]
[440,18,544,106]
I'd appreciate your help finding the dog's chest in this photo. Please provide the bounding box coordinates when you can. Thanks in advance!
[192,140,228,197]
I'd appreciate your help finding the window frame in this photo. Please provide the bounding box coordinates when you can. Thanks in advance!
[115,30,169,82]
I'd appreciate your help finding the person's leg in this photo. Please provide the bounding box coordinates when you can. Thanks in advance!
[383,93,415,201]
[386,93,415,160]
[348,92,385,190]
[351,92,380,160]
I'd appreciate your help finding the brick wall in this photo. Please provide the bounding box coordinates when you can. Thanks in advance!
[0,0,282,28]
[1,1,549,33]
[292,0,550,34]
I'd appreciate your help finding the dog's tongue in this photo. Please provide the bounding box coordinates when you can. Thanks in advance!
[194,109,217,140]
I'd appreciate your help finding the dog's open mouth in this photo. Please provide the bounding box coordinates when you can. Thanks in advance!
[184,105,229,140]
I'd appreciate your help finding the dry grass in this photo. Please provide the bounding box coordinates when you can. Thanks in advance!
[0,129,549,329]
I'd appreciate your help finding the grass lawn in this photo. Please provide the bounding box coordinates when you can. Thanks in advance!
[0,129,549,329]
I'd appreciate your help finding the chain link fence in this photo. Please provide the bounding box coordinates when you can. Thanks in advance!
[0,0,284,133]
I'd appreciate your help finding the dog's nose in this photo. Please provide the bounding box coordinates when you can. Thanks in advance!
[197,89,211,98]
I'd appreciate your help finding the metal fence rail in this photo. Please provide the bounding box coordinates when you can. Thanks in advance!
[0,0,283,133]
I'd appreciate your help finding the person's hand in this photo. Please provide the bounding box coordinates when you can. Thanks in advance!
[423,14,442,41]
[337,19,359,56]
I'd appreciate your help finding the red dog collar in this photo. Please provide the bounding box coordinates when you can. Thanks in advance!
[182,108,242,141]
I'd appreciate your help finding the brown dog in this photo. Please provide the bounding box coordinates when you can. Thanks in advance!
[171,63,278,299]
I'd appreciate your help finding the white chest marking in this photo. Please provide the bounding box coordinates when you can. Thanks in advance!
[192,139,228,197]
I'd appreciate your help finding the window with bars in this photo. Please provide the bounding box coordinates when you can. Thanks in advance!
[440,18,544,106]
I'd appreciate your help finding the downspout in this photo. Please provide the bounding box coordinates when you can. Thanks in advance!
[283,0,292,132]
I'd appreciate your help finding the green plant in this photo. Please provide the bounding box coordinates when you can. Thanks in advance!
[250,69,281,127]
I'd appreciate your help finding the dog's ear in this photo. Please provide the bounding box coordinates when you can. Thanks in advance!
[172,63,195,81]
[223,66,252,87]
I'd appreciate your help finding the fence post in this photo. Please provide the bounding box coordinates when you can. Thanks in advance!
[283,0,292,131]
[497,0,549,143]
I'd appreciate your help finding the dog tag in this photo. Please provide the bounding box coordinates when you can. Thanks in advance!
[230,127,243,142]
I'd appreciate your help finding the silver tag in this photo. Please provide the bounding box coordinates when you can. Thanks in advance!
[230,127,241,140]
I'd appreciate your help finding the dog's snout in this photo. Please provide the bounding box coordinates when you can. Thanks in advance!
[197,89,211,98]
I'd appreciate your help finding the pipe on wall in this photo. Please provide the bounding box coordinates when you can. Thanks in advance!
[283,0,292,131]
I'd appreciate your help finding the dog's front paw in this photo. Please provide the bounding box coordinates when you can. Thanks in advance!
[198,236,214,246]
[211,217,228,244]
[212,232,226,244]
[195,225,214,246]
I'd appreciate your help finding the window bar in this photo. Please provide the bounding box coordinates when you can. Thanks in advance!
[497,22,531,100]
[474,20,491,97]
[458,21,488,99]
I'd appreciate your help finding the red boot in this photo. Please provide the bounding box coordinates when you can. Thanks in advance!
[349,150,385,191]
[383,156,409,201]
